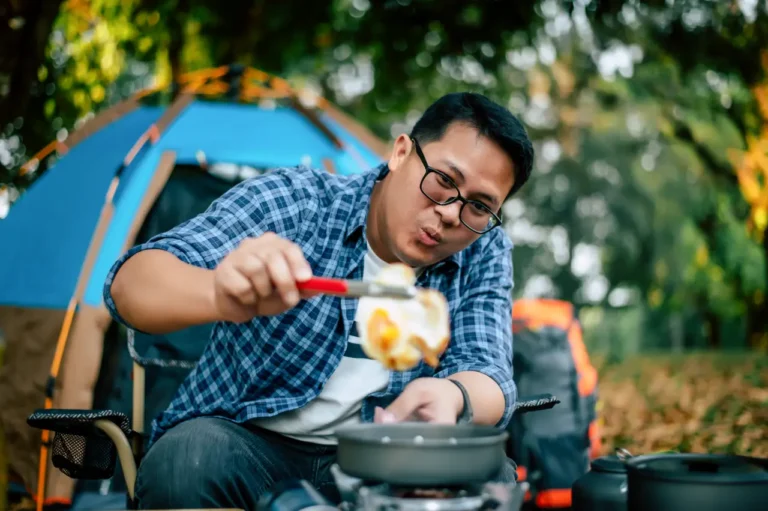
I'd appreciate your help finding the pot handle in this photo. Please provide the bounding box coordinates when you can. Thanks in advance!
[513,393,560,414]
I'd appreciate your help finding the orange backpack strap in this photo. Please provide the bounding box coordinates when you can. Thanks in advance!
[512,298,574,330]
[567,319,598,397]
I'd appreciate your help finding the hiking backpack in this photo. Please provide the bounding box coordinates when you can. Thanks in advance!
[506,299,602,510]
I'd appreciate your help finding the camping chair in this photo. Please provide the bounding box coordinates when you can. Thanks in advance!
[26,328,199,509]
[26,329,561,510]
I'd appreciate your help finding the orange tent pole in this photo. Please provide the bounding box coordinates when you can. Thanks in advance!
[33,93,192,511]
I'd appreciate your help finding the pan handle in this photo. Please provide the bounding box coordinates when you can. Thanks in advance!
[513,393,560,414]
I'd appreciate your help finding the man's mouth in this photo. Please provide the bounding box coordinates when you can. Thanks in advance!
[418,227,442,247]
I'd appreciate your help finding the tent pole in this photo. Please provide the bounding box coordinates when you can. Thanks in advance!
[316,98,391,159]
[34,299,77,511]
[33,93,194,511]
[240,65,389,169]
[288,95,371,172]
[288,96,344,150]
[322,158,337,174]
[131,360,146,461]
[287,93,381,173]
[2,96,141,194]
[121,151,178,251]
[34,176,117,511]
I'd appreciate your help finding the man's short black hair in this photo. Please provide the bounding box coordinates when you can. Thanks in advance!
[409,92,534,198]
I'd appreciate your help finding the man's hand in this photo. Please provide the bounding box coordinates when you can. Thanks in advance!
[213,232,317,322]
[374,377,464,424]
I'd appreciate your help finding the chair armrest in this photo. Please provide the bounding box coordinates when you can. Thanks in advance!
[27,409,134,485]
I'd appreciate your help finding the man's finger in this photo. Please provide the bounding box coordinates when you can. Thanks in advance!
[265,251,300,306]
[426,407,457,425]
[237,254,272,299]
[221,266,258,305]
[281,241,313,282]
[374,406,397,424]
[384,387,425,422]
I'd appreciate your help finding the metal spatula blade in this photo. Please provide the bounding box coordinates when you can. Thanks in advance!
[297,276,418,300]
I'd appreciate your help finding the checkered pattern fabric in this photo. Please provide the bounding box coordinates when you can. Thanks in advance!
[103,164,517,445]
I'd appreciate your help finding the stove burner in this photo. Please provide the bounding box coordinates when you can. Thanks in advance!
[385,484,484,500]
[330,464,526,511]
[392,488,471,500]
[356,483,493,511]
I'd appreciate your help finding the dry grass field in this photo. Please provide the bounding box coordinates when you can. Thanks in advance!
[0,348,766,510]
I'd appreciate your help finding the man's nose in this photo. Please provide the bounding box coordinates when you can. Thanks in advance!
[435,201,462,226]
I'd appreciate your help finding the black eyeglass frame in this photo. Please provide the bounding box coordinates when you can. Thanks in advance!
[410,137,503,235]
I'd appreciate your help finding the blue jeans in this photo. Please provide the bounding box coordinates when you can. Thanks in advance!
[135,417,517,510]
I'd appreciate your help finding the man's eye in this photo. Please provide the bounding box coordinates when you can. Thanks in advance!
[469,202,487,214]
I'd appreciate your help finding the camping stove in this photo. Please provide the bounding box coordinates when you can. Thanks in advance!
[332,465,528,511]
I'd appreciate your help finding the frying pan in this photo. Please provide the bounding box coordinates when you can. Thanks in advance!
[335,393,560,486]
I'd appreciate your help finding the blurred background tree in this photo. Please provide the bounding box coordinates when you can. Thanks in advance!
[1,0,768,356]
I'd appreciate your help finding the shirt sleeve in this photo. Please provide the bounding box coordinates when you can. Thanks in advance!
[102,168,304,328]
[434,235,516,429]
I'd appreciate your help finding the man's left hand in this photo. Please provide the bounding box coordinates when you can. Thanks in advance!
[374,377,464,424]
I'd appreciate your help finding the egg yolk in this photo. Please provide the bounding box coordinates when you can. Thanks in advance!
[368,308,400,351]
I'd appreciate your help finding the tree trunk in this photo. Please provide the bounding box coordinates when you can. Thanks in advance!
[166,0,188,94]
[705,311,722,349]
[746,306,768,350]
[745,226,768,350]
[0,0,63,133]
[669,312,684,353]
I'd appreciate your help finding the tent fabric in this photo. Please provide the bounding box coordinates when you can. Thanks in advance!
[321,113,383,174]
[0,89,386,503]
[0,100,384,310]
[47,303,113,500]
[83,101,383,307]
[0,108,163,309]
[98,165,232,426]
[0,306,66,493]
[156,102,379,170]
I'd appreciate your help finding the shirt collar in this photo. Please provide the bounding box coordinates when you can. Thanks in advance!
[344,163,462,272]
[344,163,387,243]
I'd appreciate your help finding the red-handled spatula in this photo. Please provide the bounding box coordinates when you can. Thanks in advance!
[297,277,418,300]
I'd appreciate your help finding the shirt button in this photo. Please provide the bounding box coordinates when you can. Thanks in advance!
[266,407,274,414]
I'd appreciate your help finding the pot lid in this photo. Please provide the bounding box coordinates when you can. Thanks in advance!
[591,455,627,474]
[628,453,768,484]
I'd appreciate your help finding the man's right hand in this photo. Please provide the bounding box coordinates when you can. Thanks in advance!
[212,232,316,322]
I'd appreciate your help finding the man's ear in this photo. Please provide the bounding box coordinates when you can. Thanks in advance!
[387,134,413,173]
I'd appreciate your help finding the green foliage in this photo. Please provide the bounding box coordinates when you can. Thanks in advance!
[49,1,140,116]
[2,0,768,348]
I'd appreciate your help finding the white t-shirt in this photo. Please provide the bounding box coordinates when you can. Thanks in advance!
[252,242,406,444]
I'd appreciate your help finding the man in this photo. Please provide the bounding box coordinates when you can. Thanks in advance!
[104,92,534,509]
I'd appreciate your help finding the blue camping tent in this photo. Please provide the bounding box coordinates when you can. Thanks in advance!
[0,66,387,507]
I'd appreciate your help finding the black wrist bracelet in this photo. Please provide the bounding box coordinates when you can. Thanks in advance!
[448,379,473,424]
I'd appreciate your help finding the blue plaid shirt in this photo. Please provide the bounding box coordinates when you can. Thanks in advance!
[104,163,516,445]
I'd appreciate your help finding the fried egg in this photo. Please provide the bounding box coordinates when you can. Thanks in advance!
[356,263,450,371]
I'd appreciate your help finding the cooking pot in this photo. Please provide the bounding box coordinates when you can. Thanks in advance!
[626,452,768,511]
[572,449,768,511]
[571,449,629,511]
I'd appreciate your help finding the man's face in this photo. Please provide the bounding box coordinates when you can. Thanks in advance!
[382,123,515,268]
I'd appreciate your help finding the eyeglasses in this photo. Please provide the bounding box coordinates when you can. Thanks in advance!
[411,137,502,234]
